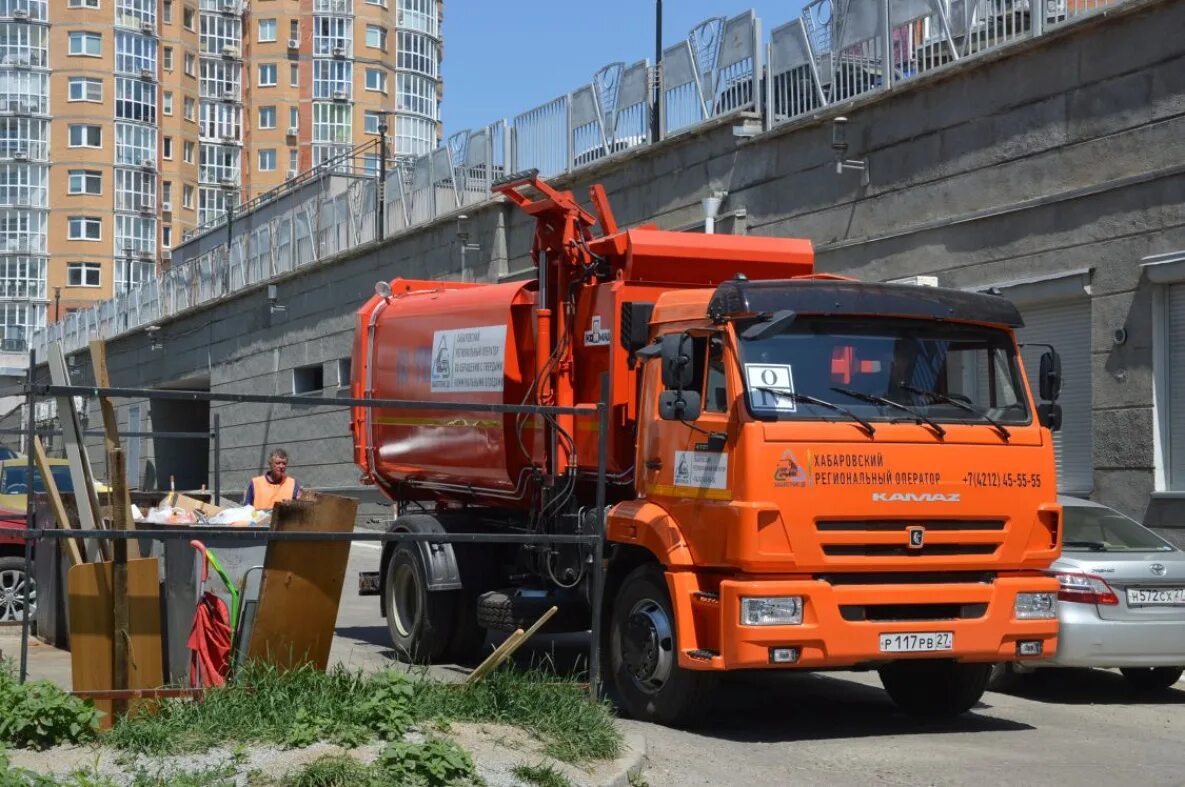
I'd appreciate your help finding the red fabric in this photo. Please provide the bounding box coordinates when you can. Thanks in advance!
[187,591,232,688]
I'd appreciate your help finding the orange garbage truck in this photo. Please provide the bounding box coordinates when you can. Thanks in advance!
[351,172,1064,725]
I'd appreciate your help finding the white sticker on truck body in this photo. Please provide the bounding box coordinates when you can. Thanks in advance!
[430,325,507,393]
[745,363,796,412]
[673,451,729,490]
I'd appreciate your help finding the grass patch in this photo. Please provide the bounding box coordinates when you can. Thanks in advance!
[414,669,620,763]
[105,663,618,765]
[0,661,101,750]
[511,762,574,787]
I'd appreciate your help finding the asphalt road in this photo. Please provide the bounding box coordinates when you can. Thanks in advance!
[333,543,1185,787]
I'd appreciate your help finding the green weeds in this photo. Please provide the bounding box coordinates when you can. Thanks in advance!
[0,662,101,750]
[510,761,574,787]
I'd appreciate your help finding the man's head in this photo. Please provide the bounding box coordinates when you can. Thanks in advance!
[267,449,289,480]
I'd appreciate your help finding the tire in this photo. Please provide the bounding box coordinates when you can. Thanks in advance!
[1120,667,1184,691]
[384,544,456,663]
[879,660,991,717]
[0,556,35,623]
[608,564,717,726]
[475,590,589,634]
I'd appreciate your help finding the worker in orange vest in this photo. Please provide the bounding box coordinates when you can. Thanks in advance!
[243,448,302,510]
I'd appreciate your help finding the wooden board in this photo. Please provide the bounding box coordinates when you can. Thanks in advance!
[48,343,106,562]
[245,493,357,671]
[66,558,163,727]
[33,436,83,567]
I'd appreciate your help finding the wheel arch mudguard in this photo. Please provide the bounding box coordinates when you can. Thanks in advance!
[605,500,695,568]
[379,513,463,616]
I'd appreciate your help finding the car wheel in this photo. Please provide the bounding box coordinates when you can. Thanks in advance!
[384,544,456,664]
[1120,667,1184,691]
[0,556,35,623]
[608,564,717,727]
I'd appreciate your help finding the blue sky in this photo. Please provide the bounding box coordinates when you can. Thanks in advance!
[439,1,807,135]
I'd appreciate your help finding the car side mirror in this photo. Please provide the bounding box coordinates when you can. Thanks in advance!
[1038,402,1062,432]
[660,333,694,390]
[659,389,702,421]
[1039,350,1062,402]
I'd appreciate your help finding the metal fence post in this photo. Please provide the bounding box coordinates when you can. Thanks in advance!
[589,373,610,700]
[882,0,894,92]
[19,348,35,683]
[212,412,221,502]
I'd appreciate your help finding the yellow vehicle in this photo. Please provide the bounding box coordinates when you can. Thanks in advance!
[0,457,77,512]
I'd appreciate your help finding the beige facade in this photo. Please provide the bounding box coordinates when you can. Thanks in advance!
[0,0,442,349]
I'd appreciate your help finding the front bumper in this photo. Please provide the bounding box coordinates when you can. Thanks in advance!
[1030,604,1185,669]
[667,572,1059,670]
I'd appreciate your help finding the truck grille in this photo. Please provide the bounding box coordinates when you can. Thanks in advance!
[817,572,996,585]
[814,519,1006,560]
[840,603,988,622]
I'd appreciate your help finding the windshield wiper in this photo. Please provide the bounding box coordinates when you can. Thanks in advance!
[752,387,876,437]
[899,383,1011,441]
[1063,540,1108,551]
[830,386,946,439]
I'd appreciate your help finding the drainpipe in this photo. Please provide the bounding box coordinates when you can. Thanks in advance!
[702,191,726,234]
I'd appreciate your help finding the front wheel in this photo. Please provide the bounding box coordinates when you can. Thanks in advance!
[384,544,456,663]
[0,556,35,623]
[879,660,991,717]
[608,564,717,727]
[1120,667,1184,691]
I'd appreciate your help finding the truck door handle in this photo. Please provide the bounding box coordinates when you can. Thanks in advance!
[644,458,663,471]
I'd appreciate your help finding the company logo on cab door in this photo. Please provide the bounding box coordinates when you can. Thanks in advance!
[773,450,810,487]
[872,492,961,503]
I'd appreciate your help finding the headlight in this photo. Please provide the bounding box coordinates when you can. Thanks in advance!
[740,596,803,626]
[1015,592,1057,620]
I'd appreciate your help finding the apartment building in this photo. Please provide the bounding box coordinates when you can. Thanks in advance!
[0,0,442,354]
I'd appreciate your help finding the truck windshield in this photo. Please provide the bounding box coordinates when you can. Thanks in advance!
[737,316,1030,426]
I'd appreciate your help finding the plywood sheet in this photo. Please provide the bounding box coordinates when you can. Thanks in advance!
[66,558,163,726]
[245,494,357,671]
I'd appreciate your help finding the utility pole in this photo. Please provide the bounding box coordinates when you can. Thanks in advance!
[53,287,60,323]
[376,115,388,239]
[652,0,663,143]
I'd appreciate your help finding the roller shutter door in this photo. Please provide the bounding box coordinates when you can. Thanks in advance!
[1017,298,1092,495]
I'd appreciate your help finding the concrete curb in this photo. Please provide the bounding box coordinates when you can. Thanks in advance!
[599,732,648,787]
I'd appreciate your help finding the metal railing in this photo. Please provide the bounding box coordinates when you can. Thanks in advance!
[27,0,1132,361]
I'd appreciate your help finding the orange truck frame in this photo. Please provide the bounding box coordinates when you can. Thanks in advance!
[352,173,1065,725]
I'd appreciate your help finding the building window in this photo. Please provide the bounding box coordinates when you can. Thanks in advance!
[0,257,47,302]
[200,102,242,140]
[0,20,48,68]
[184,96,196,121]
[114,168,156,211]
[163,91,174,115]
[258,18,276,42]
[68,77,103,103]
[292,363,324,394]
[115,214,155,256]
[289,20,299,39]
[116,0,157,31]
[199,144,240,185]
[183,184,194,209]
[162,136,173,159]
[394,114,434,157]
[0,163,47,207]
[185,52,196,76]
[396,31,438,78]
[289,149,298,173]
[163,0,172,23]
[365,69,386,93]
[200,58,242,100]
[163,47,173,70]
[116,77,157,123]
[313,103,352,143]
[68,170,102,195]
[0,118,49,161]
[365,25,386,50]
[115,30,157,75]
[364,111,380,134]
[396,0,438,37]
[289,106,299,128]
[69,32,102,57]
[366,0,385,5]
[259,106,276,129]
[200,13,241,56]
[162,225,172,247]
[258,63,277,87]
[68,217,102,241]
[259,149,276,171]
[69,0,101,7]
[68,124,103,149]
[313,60,351,98]
[184,141,195,163]
[115,121,156,164]
[396,73,436,118]
[313,16,352,56]
[114,259,153,293]
[162,181,172,205]
[290,63,299,87]
[183,5,195,31]
[67,262,101,287]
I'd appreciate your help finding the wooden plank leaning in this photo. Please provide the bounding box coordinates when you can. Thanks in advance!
[32,436,83,567]
[466,605,558,685]
[89,340,136,530]
[47,342,106,562]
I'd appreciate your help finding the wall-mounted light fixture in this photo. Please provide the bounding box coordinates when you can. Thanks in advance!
[145,324,163,351]
[267,284,286,315]
[832,116,869,187]
[456,214,481,282]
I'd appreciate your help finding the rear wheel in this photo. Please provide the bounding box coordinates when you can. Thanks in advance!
[608,564,717,727]
[0,556,35,623]
[879,660,991,717]
[1120,667,1184,691]
[384,544,456,663]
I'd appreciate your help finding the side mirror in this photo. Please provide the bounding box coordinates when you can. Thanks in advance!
[659,389,702,421]
[1039,350,1062,402]
[660,333,694,390]
[1038,402,1062,432]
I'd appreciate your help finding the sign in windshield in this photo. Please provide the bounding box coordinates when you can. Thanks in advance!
[738,317,1031,427]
